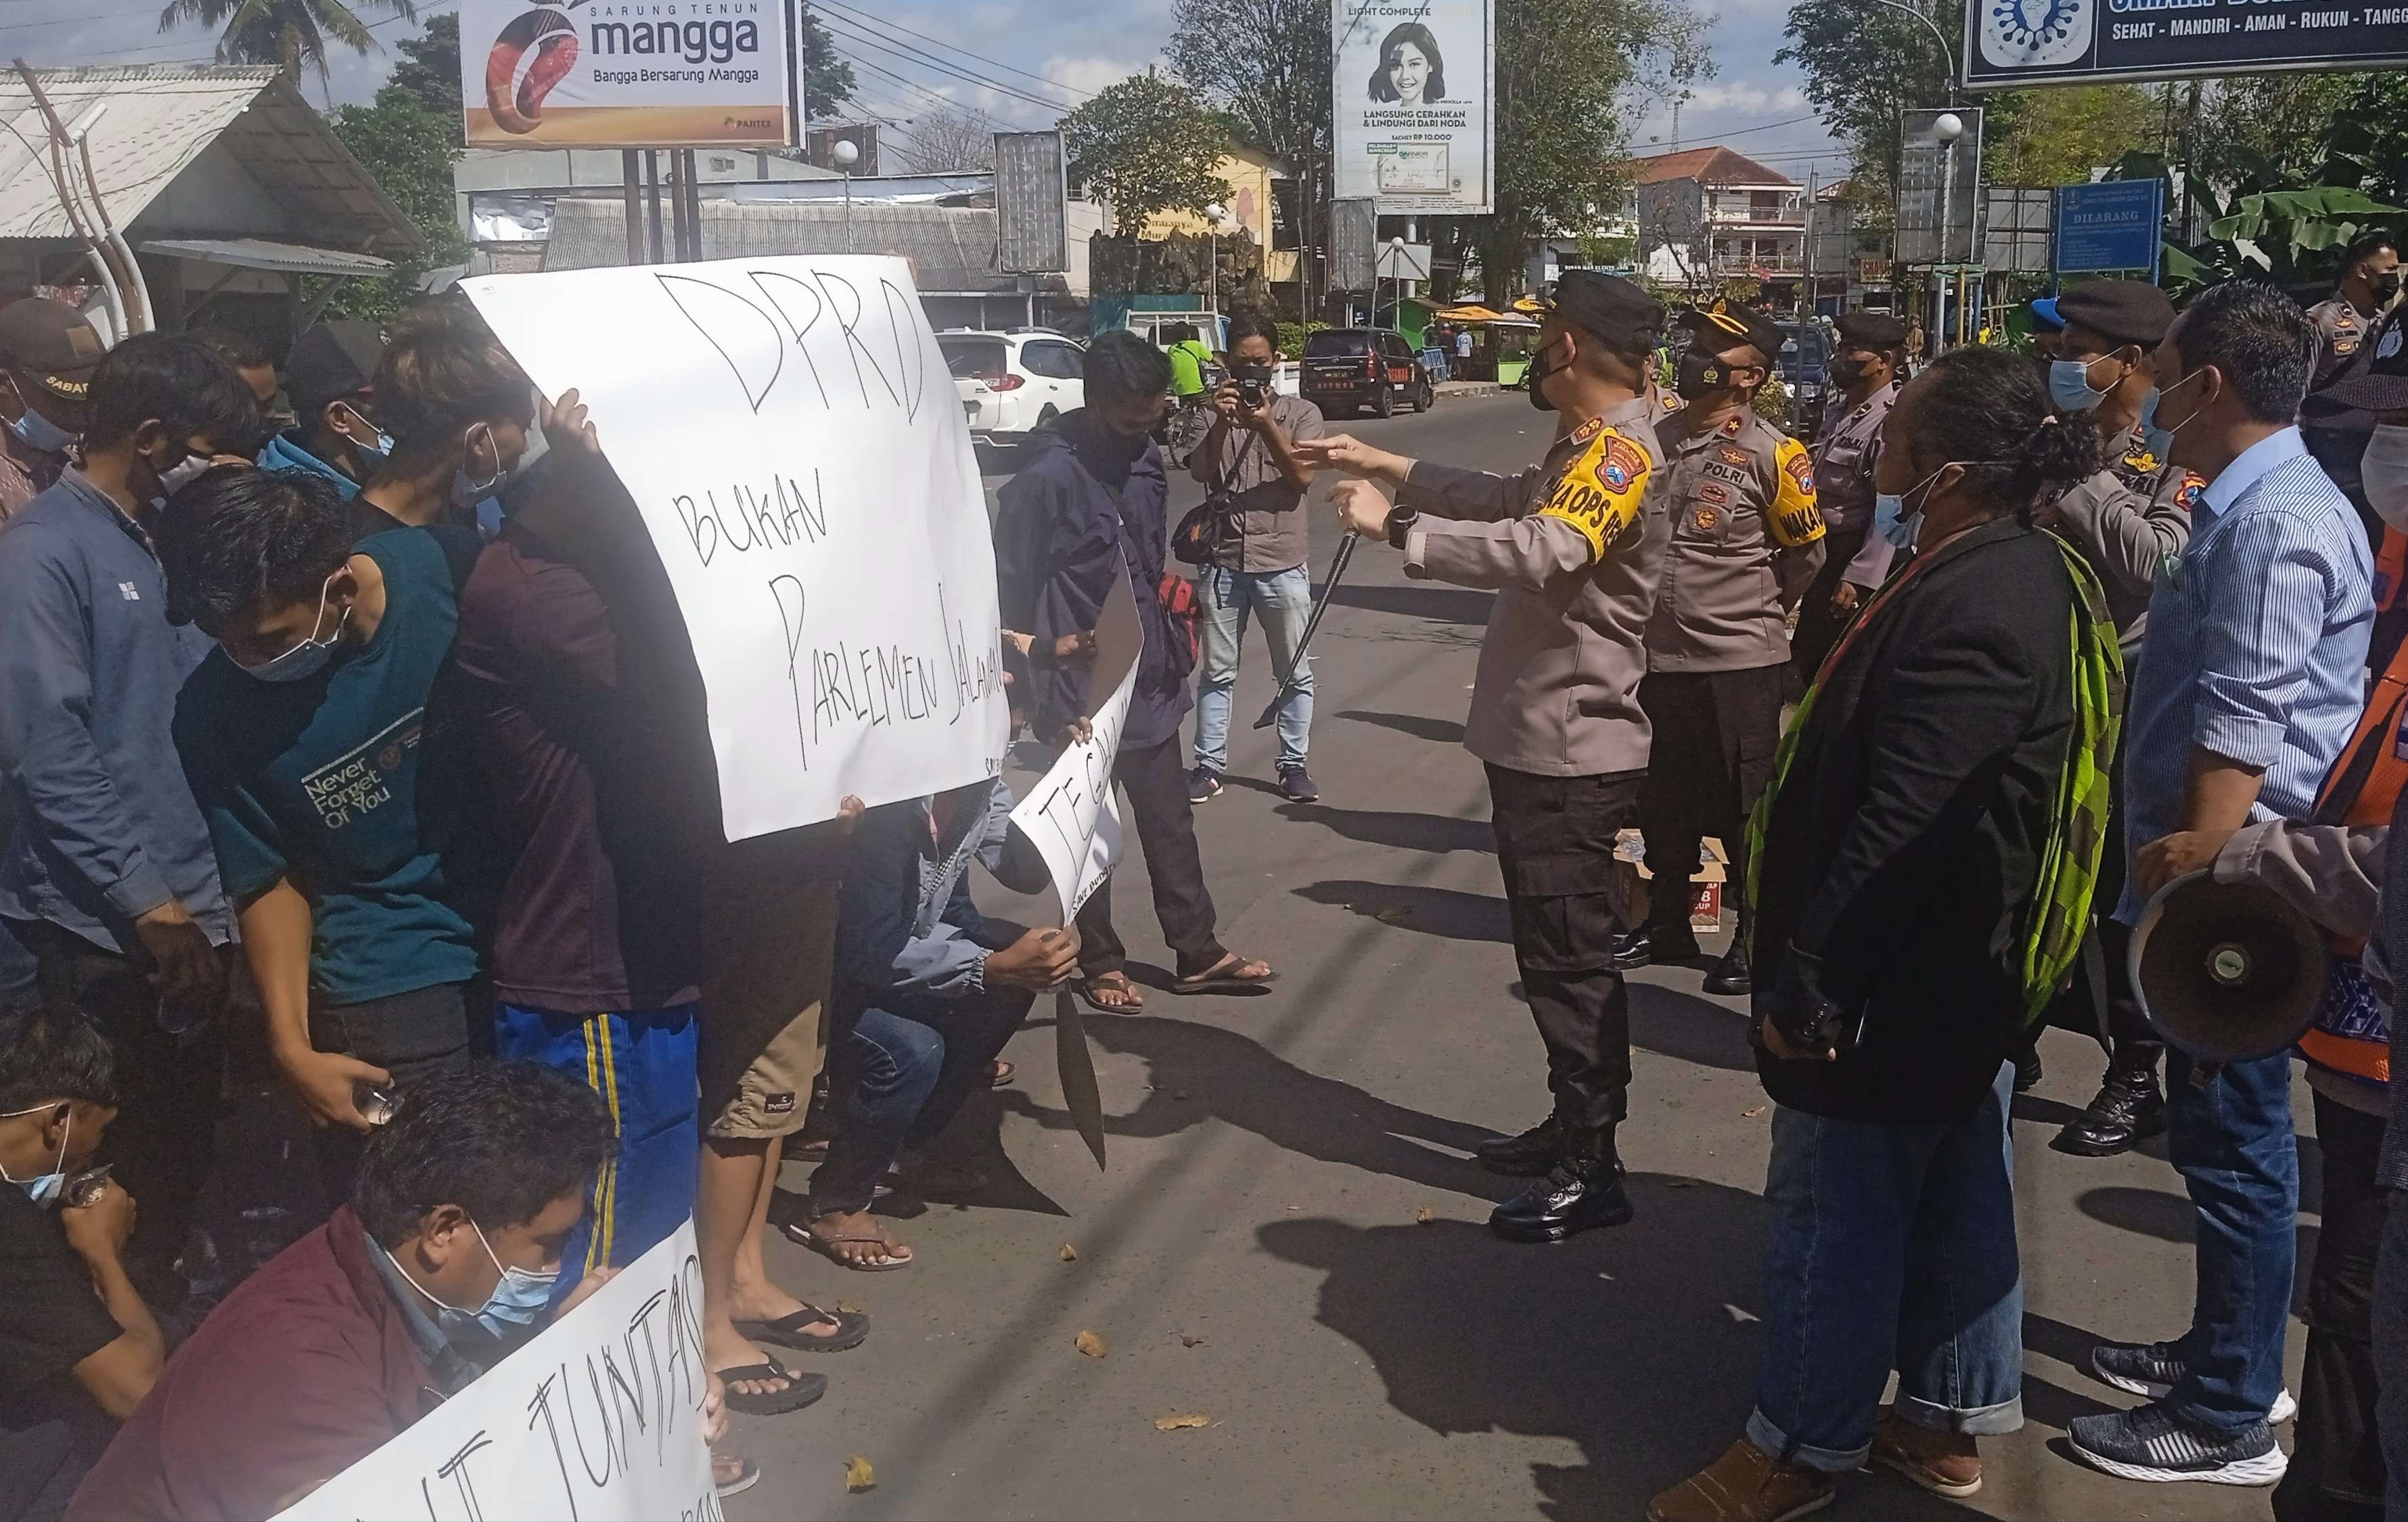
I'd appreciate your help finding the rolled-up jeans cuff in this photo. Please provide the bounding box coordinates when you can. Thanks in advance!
[1744,1408,1868,1475]
[1892,1392,2022,1437]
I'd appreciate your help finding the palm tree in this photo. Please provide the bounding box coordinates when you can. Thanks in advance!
[156,0,417,92]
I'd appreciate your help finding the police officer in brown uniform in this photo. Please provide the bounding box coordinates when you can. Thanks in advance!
[1300,271,1670,1243]
[2306,230,2402,543]
[2037,277,2202,1156]
[1792,310,1905,679]
[1612,303,1825,996]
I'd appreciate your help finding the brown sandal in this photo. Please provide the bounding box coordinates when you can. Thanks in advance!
[1173,954,1277,995]
[1076,971,1146,1013]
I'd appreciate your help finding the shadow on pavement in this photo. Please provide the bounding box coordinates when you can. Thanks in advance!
[2074,1184,2195,1244]
[1327,583,1496,625]
[1258,1187,1983,1521]
[999,1010,1508,1199]
[1277,802,1495,855]
[1338,708,1467,745]
[1294,879,1513,943]
[1628,981,1760,1074]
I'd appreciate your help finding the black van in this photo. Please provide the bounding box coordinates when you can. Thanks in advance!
[1300,329,1436,418]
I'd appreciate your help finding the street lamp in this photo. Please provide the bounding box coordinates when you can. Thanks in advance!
[832,137,859,254]
[1205,202,1226,326]
[1932,111,1963,354]
[1387,236,1407,332]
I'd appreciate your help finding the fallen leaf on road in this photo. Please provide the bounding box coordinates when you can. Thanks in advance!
[844,1455,876,1492]
[1664,1178,1698,1189]
[1374,907,1411,924]
[1743,1105,1767,1119]
[1076,1330,1107,1358]
[1059,1243,1078,1261]
[1154,1413,1213,1431]
[1415,1207,1436,1224]
[1181,1333,1205,1347]
[837,1299,863,1314]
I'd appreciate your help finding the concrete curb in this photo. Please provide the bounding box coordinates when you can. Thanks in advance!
[1435,381,1503,398]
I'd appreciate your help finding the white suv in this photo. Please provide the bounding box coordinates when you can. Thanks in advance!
[941,330,1086,448]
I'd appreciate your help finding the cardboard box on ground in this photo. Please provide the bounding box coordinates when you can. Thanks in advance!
[1609,830,1727,931]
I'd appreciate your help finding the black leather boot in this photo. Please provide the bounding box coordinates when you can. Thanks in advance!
[1609,918,1702,970]
[2053,1047,2167,1157]
[1703,942,1752,996]
[1475,1109,1567,1177]
[1489,1125,1634,1242]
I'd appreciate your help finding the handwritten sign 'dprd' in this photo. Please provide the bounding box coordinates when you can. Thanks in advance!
[463,256,1009,841]
[273,1222,713,1522]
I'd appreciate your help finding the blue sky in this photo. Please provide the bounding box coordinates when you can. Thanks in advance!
[14,0,1850,186]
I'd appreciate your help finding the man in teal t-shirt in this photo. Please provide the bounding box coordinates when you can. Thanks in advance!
[162,465,486,1197]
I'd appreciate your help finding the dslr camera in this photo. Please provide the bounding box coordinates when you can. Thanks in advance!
[1231,362,1273,411]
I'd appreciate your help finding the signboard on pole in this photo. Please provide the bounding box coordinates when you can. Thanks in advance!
[462,255,1010,842]
[1984,187,2053,275]
[460,0,796,148]
[1966,0,2408,89]
[1329,198,1378,290]
[2054,179,2164,275]
[995,131,1069,275]
[274,1225,712,1522]
[1334,0,1495,215]
[1895,108,1984,267]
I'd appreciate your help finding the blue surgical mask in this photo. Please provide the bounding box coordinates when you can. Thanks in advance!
[2137,386,2175,463]
[8,405,75,456]
[392,1217,560,1340]
[2049,358,2110,414]
[455,420,509,505]
[235,571,348,684]
[331,402,394,459]
[1871,490,1913,548]
[0,1103,69,1207]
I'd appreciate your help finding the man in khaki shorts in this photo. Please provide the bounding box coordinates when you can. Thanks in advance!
[697,817,861,1416]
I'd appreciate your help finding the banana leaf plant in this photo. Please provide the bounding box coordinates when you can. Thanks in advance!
[2105,148,2402,299]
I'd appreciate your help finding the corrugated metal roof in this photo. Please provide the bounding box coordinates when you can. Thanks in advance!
[139,237,393,276]
[0,66,420,256]
[547,199,1009,294]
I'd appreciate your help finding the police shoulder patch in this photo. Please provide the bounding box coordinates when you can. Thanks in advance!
[1569,416,1607,446]
[2174,472,2204,512]
[1537,425,1650,560]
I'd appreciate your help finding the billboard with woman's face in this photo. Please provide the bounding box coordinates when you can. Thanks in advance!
[1334,0,1493,215]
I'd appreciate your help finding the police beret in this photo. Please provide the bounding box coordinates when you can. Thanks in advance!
[1545,270,1664,351]
[1834,310,1907,349]
[1679,299,1788,368]
[2053,280,2177,349]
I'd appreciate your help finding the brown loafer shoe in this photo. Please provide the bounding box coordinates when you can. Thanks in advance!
[1648,1437,1836,1522]
[1867,1408,1982,1498]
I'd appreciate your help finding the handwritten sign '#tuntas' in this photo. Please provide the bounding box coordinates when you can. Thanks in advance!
[275,1224,714,1522]
[463,256,1010,841]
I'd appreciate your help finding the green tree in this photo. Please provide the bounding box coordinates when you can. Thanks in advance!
[1436,0,1709,303]
[1166,0,1330,281]
[1059,74,1228,230]
[1986,85,2155,187]
[799,6,856,119]
[323,86,465,321]
[387,11,459,127]
[157,0,416,92]
[1777,0,2031,203]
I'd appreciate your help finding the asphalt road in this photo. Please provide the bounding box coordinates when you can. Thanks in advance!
[727,393,2308,1521]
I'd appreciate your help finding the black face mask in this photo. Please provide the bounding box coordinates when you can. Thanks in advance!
[1526,336,1568,412]
[1674,346,1731,401]
[2373,272,2403,306]
[1830,355,1869,387]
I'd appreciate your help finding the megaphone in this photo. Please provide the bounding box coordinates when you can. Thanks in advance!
[2129,870,2330,1064]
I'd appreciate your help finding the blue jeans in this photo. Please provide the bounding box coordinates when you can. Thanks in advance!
[810,983,1035,1214]
[1749,1062,2024,1473]
[1192,563,1314,774]
[2166,1049,2298,1431]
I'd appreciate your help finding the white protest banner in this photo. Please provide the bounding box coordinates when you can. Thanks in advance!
[274,1223,712,1522]
[1006,565,1144,918]
[463,256,1010,841]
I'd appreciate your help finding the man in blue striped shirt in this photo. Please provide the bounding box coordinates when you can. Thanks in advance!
[2070,282,2374,1487]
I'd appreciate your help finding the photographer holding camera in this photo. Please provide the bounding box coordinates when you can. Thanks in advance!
[1185,312,1326,806]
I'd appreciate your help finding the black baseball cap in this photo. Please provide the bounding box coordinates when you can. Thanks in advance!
[1834,310,1907,349]
[1543,270,1664,355]
[1679,299,1787,367]
[0,297,104,404]
[283,319,384,418]
[2053,279,2177,349]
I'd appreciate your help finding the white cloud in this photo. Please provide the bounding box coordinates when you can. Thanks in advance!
[1039,54,1156,97]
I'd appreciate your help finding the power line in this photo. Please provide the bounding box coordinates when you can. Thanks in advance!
[836,49,1016,129]
[0,7,163,35]
[810,0,1095,99]
[817,14,1073,114]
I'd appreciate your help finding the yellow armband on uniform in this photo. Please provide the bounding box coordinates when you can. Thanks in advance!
[1537,425,1650,561]
[1768,437,1826,547]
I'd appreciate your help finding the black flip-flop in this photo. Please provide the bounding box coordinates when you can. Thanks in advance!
[988,1058,1017,1088]
[1075,973,1147,1015]
[715,1457,762,1498]
[1173,957,1278,995]
[737,1303,871,1353]
[714,1360,827,1416]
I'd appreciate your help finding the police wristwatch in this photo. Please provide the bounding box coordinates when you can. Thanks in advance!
[1385,506,1419,550]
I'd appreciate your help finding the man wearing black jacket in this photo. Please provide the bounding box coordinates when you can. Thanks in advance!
[1652,349,2114,1521]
